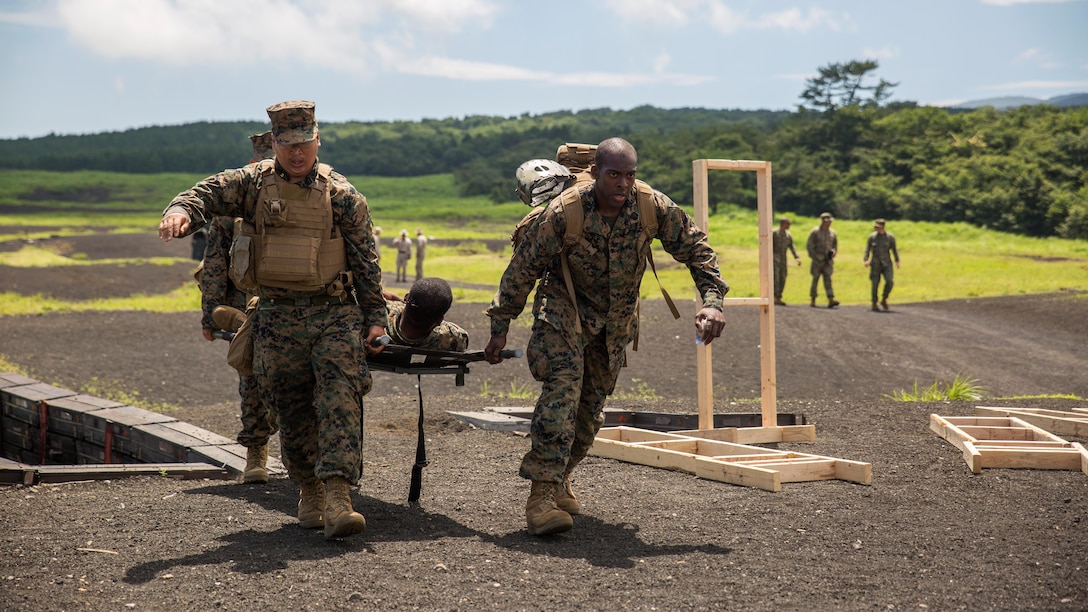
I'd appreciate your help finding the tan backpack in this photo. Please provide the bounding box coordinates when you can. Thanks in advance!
[512,144,680,340]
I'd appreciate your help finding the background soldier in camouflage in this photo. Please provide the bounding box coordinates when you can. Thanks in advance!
[807,212,840,308]
[393,229,412,282]
[414,228,427,281]
[772,216,801,306]
[386,278,468,351]
[485,137,729,536]
[864,218,901,311]
[159,101,386,540]
[197,132,278,484]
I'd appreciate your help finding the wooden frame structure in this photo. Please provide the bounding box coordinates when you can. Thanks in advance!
[594,427,870,492]
[930,413,1088,475]
[590,160,872,490]
[686,159,814,443]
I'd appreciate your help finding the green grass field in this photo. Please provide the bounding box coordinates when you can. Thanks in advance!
[1,169,1086,316]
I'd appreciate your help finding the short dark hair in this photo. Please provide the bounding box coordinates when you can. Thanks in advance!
[404,278,454,326]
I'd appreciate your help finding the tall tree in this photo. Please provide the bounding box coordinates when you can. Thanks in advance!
[800,60,897,113]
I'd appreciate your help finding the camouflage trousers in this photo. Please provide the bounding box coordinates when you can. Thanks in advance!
[520,323,622,483]
[235,371,278,448]
[773,258,789,299]
[252,302,370,484]
[870,263,895,303]
[809,259,835,299]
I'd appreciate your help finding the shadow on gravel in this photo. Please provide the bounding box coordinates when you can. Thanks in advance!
[121,479,734,583]
[485,518,734,569]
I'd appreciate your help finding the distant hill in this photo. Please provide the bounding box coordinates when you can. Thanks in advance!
[949,92,1088,110]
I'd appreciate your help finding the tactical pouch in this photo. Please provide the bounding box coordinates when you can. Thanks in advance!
[229,218,258,291]
[226,296,259,375]
[258,233,321,285]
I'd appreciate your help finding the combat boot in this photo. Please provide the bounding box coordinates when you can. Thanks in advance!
[324,477,366,539]
[810,297,816,307]
[297,479,325,529]
[554,470,582,516]
[828,299,840,309]
[242,445,269,484]
[526,481,573,536]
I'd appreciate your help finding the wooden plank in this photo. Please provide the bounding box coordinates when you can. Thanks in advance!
[704,160,769,171]
[35,462,231,483]
[975,406,1088,438]
[690,458,781,492]
[976,448,1085,471]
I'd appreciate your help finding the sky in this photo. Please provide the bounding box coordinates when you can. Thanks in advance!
[0,0,1086,140]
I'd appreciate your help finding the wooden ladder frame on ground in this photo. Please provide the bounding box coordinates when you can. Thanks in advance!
[591,159,872,491]
[930,413,1088,475]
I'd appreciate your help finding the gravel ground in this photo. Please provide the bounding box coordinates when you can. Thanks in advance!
[0,231,1085,611]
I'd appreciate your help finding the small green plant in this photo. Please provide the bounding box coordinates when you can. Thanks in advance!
[478,378,536,399]
[612,379,661,400]
[885,372,985,402]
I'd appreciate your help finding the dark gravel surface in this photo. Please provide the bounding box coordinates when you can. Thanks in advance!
[1,231,1086,611]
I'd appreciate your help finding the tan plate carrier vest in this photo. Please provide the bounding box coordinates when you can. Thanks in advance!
[229,161,349,294]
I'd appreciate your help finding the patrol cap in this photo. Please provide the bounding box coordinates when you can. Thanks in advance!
[266,100,318,145]
[778,216,791,224]
[820,212,833,221]
[874,218,886,228]
[249,131,274,160]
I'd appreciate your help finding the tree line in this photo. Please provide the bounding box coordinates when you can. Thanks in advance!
[1,61,1084,239]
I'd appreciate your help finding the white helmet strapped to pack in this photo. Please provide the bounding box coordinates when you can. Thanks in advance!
[515,159,574,207]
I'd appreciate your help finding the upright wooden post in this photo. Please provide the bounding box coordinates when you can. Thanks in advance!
[692,160,714,430]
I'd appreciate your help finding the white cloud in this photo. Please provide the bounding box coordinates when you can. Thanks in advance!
[36,0,498,74]
[862,46,901,61]
[603,1,846,34]
[1014,48,1061,69]
[602,0,701,26]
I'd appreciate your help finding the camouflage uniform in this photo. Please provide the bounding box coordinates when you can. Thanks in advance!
[386,300,468,352]
[772,226,799,301]
[415,231,427,281]
[864,228,900,304]
[199,216,277,450]
[488,184,729,482]
[806,223,838,300]
[164,161,386,485]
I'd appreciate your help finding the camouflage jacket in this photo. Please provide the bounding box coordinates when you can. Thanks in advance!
[163,160,387,329]
[864,231,899,268]
[199,216,250,329]
[806,226,838,262]
[487,184,728,370]
[386,300,469,352]
[772,228,798,263]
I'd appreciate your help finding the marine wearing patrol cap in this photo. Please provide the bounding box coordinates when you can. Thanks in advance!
[266,100,318,145]
[250,131,275,160]
[874,218,886,228]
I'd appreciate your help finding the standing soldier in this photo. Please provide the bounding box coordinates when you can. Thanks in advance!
[159,100,387,540]
[373,226,383,263]
[393,229,412,282]
[485,137,729,536]
[414,228,428,281]
[806,212,839,308]
[771,216,801,306]
[197,131,278,484]
[864,218,901,311]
